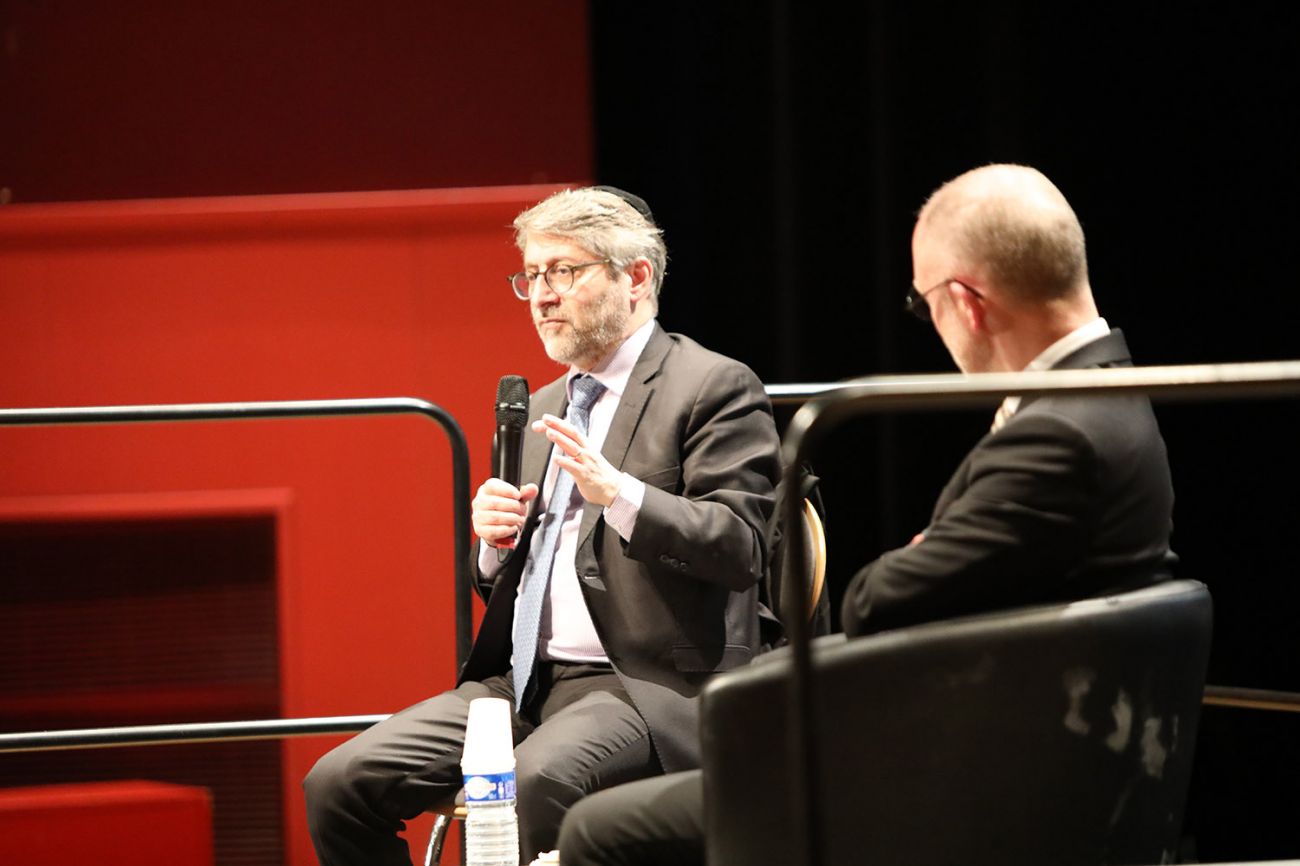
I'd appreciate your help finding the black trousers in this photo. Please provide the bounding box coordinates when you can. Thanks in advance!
[558,769,705,866]
[303,664,660,865]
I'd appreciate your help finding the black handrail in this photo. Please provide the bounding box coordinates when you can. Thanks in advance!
[1201,685,1300,714]
[7,364,1300,866]
[0,716,391,753]
[0,397,474,669]
[775,358,1300,866]
[0,684,1293,755]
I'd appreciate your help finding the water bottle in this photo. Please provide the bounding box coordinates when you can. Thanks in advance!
[462,698,520,866]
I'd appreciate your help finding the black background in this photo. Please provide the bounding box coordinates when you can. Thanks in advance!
[591,3,1298,859]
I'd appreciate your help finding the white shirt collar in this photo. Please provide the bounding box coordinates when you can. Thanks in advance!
[1001,317,1109,419]
[567,318,656,400]
[1023,317,1110,372]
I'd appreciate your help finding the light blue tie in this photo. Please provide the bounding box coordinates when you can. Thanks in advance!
[511,374,607,709]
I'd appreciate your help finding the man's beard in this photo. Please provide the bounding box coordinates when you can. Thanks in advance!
[537,287,630,368]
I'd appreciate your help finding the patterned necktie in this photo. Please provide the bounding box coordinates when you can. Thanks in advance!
[991,397,1014,433]
[511,374,607,709]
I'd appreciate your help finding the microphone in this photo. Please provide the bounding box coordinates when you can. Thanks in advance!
[494,375,529,561]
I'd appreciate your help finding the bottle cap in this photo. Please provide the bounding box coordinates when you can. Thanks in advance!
[461,696,516,775]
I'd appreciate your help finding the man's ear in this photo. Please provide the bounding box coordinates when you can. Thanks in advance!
[626,258,654,304]
[953,283,986,333]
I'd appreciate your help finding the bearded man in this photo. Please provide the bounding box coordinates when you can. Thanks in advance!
[303,186,781,865]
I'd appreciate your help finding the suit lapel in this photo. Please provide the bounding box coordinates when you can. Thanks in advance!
[575,324,671,548]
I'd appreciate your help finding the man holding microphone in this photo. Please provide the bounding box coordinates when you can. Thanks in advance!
[304,186,781,865]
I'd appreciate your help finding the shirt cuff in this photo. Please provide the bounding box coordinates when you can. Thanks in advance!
[603,473,645,542]
[477,540,504,579]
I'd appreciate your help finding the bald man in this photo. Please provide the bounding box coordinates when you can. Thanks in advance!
[841,163,1175,633]
[556,164,1176,866]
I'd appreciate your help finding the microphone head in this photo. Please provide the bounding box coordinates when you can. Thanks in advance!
[495,375,529,429]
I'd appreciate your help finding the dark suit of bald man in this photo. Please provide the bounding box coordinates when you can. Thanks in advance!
[841,328,1175,633]
[558,328,1175,866]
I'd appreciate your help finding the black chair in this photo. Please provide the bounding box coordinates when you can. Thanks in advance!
[701,579,1213,866]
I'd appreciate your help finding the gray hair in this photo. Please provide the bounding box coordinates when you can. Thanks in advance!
[919,164,1088,302]
[513,187,668,300]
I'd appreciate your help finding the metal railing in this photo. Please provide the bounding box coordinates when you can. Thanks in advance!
[0,716,392,753]
[0,397,474,668]
[773,359,1300,866]
[4,365,1300,865]
[0,683,1295,755]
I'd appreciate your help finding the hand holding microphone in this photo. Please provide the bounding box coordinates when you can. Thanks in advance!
[471,477,537,555]
[471,375,533,561]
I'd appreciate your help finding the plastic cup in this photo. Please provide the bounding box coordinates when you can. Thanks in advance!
[462,697,516,775]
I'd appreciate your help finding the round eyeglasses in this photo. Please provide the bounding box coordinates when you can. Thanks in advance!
[507,259,612,301]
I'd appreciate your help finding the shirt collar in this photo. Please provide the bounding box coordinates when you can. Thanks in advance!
[1000,317,1109,420]
[567,318,656,400]
[1024,317,1110,372]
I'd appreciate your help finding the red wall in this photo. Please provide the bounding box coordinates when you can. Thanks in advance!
[0,1,592,203]
[0,187,566,865]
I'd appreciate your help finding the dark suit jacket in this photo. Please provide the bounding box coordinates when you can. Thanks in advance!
[460,324,781,772]
[842,329,1175,636]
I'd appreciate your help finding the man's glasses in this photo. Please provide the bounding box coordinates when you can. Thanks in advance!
[904,278,981,322]
[508,259,611,300]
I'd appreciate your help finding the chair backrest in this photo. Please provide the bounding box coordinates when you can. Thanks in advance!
[795,497,829,625]
[702,579,1213,866]
[761,489,831,648]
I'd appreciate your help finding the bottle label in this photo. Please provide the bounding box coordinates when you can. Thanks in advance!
[463,771,517,803]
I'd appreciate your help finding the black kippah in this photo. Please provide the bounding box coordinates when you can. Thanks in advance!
[592,185,656,227]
